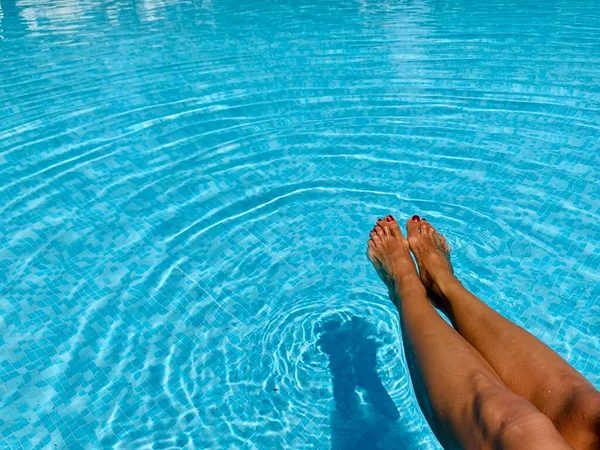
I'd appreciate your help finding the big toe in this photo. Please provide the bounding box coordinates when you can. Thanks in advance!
[378,214,402,237]
[405,215,421,240]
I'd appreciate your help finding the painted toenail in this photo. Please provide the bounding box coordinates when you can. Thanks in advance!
[411,215,420,222]
[385,215,395,222]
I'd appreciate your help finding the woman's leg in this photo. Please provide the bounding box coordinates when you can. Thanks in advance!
[404,215,600,449]
[367,216,571,450]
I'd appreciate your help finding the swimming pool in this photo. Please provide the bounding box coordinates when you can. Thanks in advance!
[1,0,599,448]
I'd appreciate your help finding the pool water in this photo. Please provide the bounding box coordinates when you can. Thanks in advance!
[1,0,599,448]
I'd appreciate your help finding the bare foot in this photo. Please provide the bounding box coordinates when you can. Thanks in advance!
[367,215,420,291]
[405,215,455,314]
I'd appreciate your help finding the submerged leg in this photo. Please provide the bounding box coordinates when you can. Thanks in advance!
[405,216,600,450]
[367,216,570,450]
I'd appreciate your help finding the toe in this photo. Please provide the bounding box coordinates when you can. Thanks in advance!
[405,215,421,240]
[367,238,379,252]
[434,231,451,252]
[367,240,383,267]
[382,214,402,237]
[374,225,386,238]
[367,238,378,256]
[370,230,381,245]
[421,221,432,235]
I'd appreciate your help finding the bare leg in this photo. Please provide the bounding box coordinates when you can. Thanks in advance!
[405,215,600,450]
[367,216,571,450]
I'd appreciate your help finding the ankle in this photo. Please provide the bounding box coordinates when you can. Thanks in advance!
[394,271,426,296]
[392,259,419,282]
[432,272,462,296]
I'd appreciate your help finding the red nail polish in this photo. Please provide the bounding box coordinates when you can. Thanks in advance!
[411,215,420,222]
[385,215,395,222]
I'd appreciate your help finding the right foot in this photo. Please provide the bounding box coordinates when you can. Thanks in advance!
[405,215,456,313]
[366,215,420,290]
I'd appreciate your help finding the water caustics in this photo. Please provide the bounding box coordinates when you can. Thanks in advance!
[1,0,599,448]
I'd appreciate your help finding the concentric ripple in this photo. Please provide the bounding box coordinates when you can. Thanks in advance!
[1,0,600,448]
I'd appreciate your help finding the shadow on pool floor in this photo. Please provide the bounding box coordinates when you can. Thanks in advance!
[317,316,420,449]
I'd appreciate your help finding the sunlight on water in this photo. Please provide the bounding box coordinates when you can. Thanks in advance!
[1,0,599,448]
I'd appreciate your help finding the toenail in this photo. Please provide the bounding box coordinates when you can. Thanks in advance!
[411,215,420,222]
[385,215,395,222]
[378,218,383,221]
[422,218,426,221]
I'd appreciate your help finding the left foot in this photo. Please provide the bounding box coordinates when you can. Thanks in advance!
[367,215,419,289]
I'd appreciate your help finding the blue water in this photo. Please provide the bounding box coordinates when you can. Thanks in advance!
[1,0,599,448]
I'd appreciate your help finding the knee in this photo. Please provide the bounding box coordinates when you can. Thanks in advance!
[555,388,600,448]
[570,388,600,424]
[470,374,553,445]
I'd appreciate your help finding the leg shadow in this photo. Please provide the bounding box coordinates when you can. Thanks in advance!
[317,316,412,449]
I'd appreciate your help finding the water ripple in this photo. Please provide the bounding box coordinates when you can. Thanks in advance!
[1,0,600,448]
